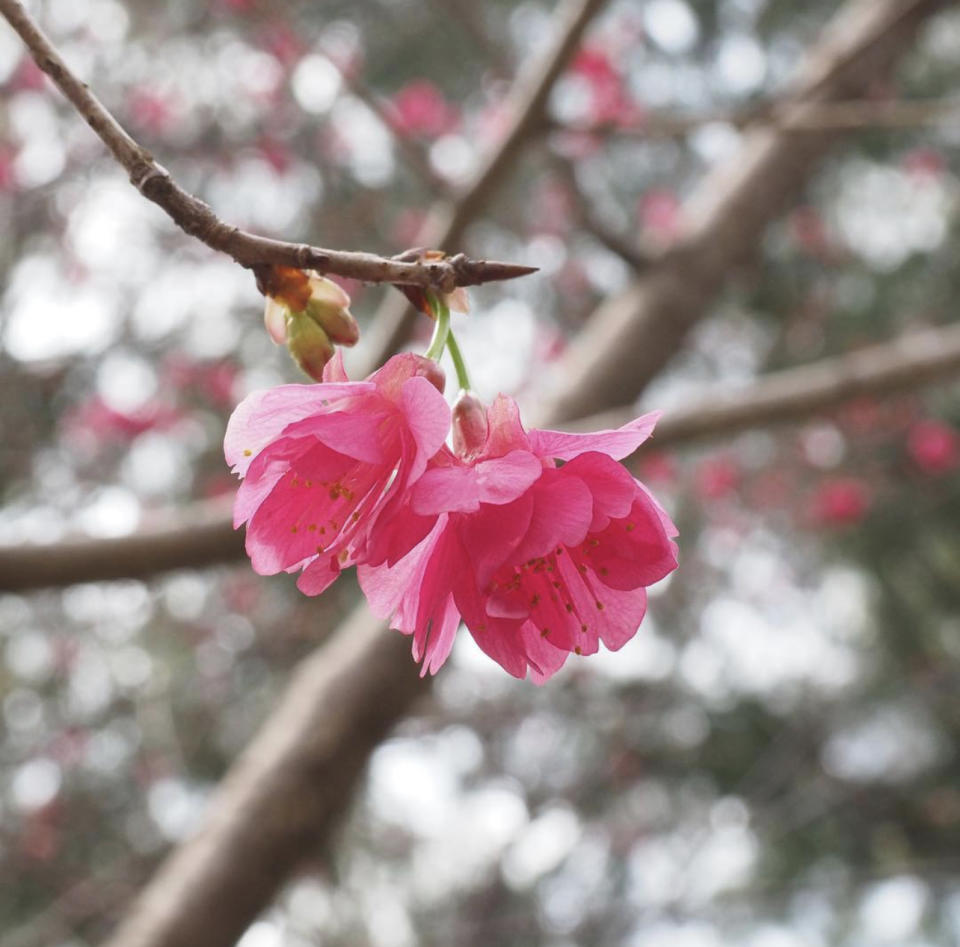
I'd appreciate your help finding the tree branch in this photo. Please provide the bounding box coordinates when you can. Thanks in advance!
[540,0,950,426]
[0,0,535,292]
[550,96,960,139]
[100,604,430,947]
[548,155,654,271]
[568,323,960,449]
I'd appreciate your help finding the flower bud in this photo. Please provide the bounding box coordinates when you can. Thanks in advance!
[411,355,447,395]
[286,310,335,381]
[304,274,359,345]
[452,390,488,459]
[259,266,359,357]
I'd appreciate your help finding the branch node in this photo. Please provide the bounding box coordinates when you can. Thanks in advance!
[131,163,170,195]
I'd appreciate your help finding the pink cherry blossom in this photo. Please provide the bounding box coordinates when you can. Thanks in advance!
[809,476,871,527]
[225,353,449,596]
[359,394,678,683]
[907,419,958,474]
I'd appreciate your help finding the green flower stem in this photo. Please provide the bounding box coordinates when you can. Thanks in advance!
[445,329,472,392]
[424,292,450,361]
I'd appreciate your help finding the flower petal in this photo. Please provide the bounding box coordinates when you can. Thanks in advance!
[322,350,350,383]
[510,472,593,563]
[264,298,288,344]
[400,375,452,481]
[411,450,542,515]
[528,411,661,462]
[224,382,373,475]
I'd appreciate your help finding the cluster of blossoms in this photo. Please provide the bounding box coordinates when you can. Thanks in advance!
[225,278,678,682]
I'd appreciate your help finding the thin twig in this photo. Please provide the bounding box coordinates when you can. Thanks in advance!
[0,0,534,291]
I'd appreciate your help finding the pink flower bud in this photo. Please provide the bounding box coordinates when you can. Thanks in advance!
[452,391,488,459]
[304,274,359,345]
[285,311,335,381]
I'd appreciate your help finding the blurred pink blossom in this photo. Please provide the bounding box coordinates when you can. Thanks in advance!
[389,80,459,138]
[907,419,958,474]
[809,477,871,526]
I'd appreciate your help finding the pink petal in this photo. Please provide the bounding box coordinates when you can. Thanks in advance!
[519,622,570,683]
[528,411,661,462]
[224,382,372,475]
[322,350,350,382]
[399,375,452,481]
[370,352,442,399]
[264,298,288,344]
[279,403,390,465]
[510,472,593,563]
[483,395,530,457]
[296,553,340,596]
[456,493,535,589]
[559,452,638,529]
[411,450,542,515]
[364,495,437,567]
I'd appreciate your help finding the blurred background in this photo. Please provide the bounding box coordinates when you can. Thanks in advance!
[2,0,960,944]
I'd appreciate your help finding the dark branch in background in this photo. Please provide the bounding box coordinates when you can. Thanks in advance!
[0,0,536,292]
[541,0,949,425]
[101,605,430,947]
[358,0,610,369]
[3,321,960,594]
[548,156,654,271]
[577,323,960,449]
[551,95,960,139]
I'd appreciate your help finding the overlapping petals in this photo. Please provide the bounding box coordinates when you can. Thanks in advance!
[227,353,677,683]
[225,353,449,596]
[358,395,678,682]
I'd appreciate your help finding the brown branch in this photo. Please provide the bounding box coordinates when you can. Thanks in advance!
[100,604,430,947]
[540,0,949,426]
[548,156,654,271]
[4,321,960,594]
[565,322,960,448]
[552,96,960,139]
[0,0,536,292]
[358,0,610,368]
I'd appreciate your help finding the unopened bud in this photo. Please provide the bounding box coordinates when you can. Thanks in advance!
[286,310,335,381]
[304,274,359,345]
[259,267,359,368]
[407,354,446,394]
[452,390,488,459]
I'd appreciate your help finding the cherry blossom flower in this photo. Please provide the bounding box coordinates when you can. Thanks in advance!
[359,393,678,682]
[809,477,871,527]
[225,353,449,595]
[907,419,958,475]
